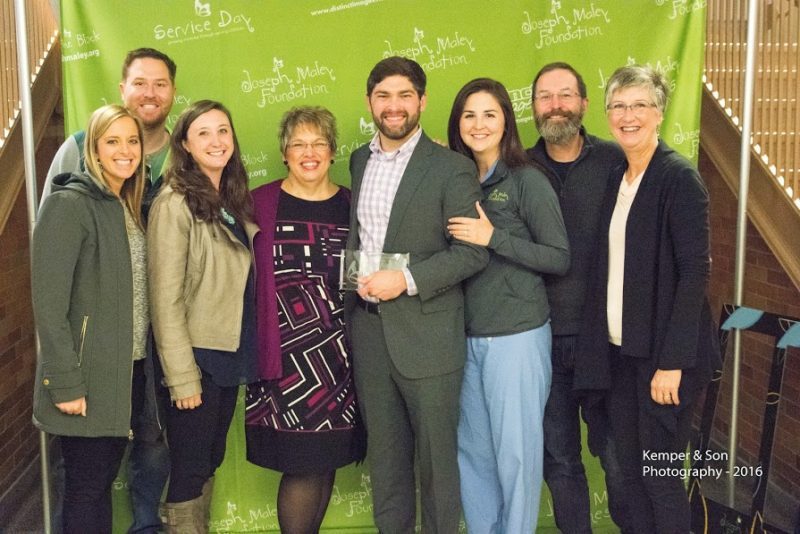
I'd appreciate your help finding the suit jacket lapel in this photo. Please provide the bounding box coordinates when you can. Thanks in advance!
[383,133,433,250]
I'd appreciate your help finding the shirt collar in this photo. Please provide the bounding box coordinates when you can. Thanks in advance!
[480,159,499,183]
[368,126,423,160]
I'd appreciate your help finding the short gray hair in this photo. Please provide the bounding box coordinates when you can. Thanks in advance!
[604,65,669,113]
[278,106,338,155]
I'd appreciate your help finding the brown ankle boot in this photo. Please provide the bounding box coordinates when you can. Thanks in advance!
[159,494,208,534]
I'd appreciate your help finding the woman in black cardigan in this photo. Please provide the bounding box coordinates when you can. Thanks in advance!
[576,65,720,533]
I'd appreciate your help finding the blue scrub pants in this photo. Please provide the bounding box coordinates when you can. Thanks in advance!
[457,323,552,533]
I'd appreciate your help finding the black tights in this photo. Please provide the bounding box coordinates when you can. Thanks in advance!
[277,471,335,534]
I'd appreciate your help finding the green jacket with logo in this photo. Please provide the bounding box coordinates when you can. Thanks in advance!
[464,160,570,336]
[32,171,136,437]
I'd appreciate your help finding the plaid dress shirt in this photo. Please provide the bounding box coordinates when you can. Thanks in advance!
[357,127,423,298]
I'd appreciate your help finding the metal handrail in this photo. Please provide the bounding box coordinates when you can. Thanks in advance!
[0,0,58,151]
[705,0,800,210]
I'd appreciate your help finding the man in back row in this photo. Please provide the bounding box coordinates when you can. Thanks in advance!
[43,47,174,216]
[42,47,176,534]
[528,62,632,534]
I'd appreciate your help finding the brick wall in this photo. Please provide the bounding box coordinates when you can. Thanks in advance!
[0,187,39,493]
[700,149,800,503]
[0,117,63,497]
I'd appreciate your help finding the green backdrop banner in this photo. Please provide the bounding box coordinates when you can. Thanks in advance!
[58,1,706,532]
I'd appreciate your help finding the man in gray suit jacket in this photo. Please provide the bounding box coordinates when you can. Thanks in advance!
[346,56,489,533]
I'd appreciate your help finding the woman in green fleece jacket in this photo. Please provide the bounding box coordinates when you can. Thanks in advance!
[32,104,148,534]
[446,78,570,533]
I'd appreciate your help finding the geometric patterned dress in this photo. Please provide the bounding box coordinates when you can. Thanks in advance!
[245,189,365,474]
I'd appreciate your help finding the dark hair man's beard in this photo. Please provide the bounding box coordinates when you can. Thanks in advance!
[535,109,583,145]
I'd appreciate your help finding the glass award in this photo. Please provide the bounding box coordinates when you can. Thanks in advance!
[340,250,410,291]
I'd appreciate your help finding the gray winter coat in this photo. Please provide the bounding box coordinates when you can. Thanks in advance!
[32,171,137,437]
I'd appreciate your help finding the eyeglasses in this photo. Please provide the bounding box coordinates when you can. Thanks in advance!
[606,101,658,116]
[534,91,580,105]
[286,141,330,153]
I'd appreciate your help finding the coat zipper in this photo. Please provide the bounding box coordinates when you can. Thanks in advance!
[77,315,89,367]
[128,357,135,441]
[122,199,135,441]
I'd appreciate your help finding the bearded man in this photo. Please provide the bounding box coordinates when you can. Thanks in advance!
[345,56,488,533]
[527,62,633,534]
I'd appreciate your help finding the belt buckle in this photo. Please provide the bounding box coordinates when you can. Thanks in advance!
[359,298,380,315]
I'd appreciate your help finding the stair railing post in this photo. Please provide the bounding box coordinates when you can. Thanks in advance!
[728,0,760,508]
[14,0,50,532]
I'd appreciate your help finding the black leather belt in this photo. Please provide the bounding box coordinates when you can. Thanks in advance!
[357,298,380,315]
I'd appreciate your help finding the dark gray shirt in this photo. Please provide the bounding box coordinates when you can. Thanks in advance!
[464,160,569,336]
[527,130,624,336]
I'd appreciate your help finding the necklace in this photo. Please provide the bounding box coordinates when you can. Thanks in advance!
[220,207,235,225]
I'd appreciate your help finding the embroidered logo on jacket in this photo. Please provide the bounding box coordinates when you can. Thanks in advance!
[487,189,509,202]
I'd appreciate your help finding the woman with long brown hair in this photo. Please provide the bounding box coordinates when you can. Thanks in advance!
[148,100,258,532]
[446,78,569,532]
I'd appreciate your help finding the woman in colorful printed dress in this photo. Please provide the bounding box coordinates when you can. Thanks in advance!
[245,106,365,534]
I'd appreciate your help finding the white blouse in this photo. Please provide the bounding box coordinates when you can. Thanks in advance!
[607,170,644,346]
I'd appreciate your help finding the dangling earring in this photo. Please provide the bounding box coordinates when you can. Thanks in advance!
[97,159,104,171]
[330,159,335,165]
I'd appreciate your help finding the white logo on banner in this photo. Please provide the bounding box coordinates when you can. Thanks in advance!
[174,95,192,107]
[240,57,337,108]
[672,123,700,157]
[330,474,373,518]
[359,117,376,136]
[309,0,385,17]
[521,1,611,50]
[542,490,613,526]
[195,0,211,17]
[210,501,279,532]
[656,0,707,19]
[165,95,193,129]
[334,118,375,163]
[61,27,102,62]
[242,150,270,180]
[61,29,101,48]
[508,85,534,124]
[382,27,477,72]
[154,2,254,44]
[597,55,678,93]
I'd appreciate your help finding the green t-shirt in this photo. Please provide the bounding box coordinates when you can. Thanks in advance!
[145,141,170,184]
